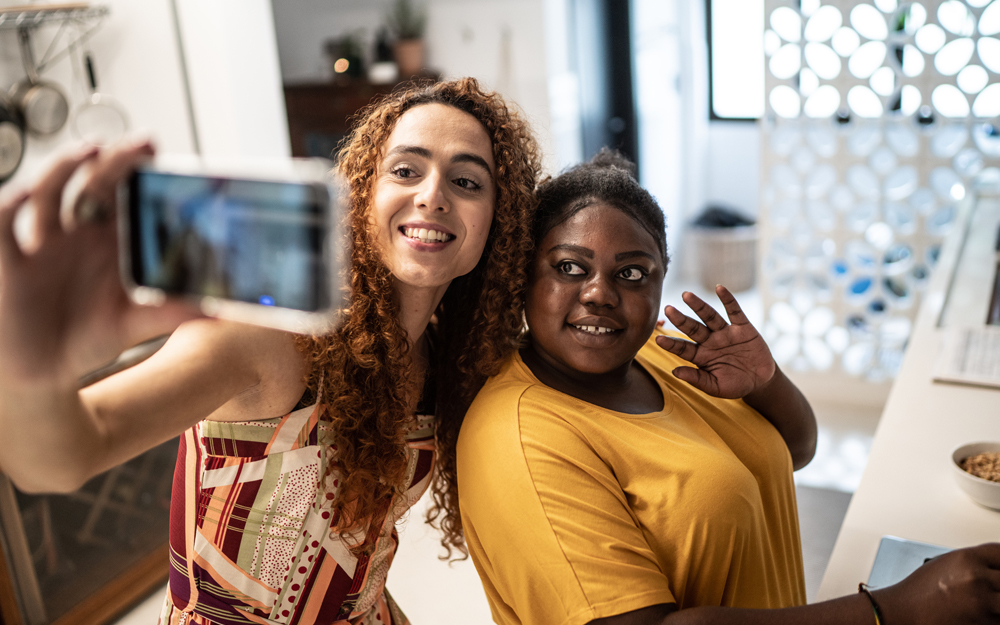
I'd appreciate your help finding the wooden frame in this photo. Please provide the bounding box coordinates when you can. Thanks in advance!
[0,437,176,625]
[49,545,167,625]
[0,523,24,625]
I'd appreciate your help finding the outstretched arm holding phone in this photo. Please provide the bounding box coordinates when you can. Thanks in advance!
[0,142,306,493]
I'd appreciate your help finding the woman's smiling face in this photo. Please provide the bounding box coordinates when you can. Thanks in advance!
[371,103,496,292]
[525,202,666,378]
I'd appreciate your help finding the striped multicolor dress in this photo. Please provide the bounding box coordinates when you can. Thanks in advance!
[158,399,436,625]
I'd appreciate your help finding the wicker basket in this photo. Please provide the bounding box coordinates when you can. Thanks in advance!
[689,225,758,293]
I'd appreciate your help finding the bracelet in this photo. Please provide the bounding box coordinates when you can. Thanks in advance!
[858,583,884,625]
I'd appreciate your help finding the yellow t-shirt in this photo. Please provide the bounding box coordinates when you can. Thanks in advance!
[457,329,806,625]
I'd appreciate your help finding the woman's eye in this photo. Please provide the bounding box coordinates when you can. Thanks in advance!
[557,261,585,275]
[453,177,482,191]
[391,166,416,179]
[618,267,646,281]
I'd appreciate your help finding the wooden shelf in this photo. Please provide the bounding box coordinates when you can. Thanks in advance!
[283,74,439,158]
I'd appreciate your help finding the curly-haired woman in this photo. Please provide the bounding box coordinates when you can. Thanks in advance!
[0,78,540,624]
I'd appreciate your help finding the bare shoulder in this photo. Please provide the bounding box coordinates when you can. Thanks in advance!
[163,319,309,421]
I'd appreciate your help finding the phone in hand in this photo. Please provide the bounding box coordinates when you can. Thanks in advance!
[118,156,348,335]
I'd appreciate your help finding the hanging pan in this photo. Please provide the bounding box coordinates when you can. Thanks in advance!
[72,52,129,146]
[10,28,69,136]
[0,99,25,182]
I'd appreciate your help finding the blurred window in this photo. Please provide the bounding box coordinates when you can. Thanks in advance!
[708,0,765,120]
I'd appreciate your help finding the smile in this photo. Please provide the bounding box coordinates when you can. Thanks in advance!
[573,325,618,335]
[402,227,455,244]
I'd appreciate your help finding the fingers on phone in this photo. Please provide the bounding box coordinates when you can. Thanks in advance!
[80,140,154,209]
[663,304,711,343]
[32,146,100,241]
[0,189,30,265]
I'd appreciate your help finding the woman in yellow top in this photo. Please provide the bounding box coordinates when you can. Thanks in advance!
[457,149,1000,625]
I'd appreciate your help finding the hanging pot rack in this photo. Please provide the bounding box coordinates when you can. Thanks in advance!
[0,3,109,75]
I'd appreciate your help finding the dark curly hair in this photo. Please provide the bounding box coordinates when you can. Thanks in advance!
[535,148,668,265]
[296,78,541,557]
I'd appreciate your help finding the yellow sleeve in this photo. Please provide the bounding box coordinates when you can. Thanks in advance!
[458,382,675,625]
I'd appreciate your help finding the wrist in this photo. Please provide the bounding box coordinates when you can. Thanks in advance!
[858,583,884,625]
[741,363,780,405]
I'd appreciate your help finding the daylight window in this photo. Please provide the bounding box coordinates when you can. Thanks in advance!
[709,0,765,120]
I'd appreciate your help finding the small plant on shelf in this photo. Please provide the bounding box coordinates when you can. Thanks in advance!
[385,0,427,79]
[386,0,427,42]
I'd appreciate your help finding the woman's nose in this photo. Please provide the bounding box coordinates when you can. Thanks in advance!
[414,172,449,212]
[580,274,619,308]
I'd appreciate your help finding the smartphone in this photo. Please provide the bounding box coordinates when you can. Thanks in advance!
[118,156,347,334]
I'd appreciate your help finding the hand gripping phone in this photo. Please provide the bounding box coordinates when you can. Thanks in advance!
[118,155,348,335]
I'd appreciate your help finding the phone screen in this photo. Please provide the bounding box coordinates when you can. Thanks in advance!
[128,170,333,312]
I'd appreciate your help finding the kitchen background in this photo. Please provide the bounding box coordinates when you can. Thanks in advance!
[3,0,992,623]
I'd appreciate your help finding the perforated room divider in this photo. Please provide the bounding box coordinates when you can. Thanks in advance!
[760,0,1000,384]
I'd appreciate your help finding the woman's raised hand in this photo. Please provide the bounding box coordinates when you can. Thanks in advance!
[656,285,775,400]
[0,141,202,391]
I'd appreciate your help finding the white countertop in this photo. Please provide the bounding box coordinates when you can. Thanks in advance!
[817,197,1000,600]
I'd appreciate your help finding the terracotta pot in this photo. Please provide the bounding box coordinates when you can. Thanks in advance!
[394,39,425,79]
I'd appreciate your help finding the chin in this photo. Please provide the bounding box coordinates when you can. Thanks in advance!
[567,356,629,376]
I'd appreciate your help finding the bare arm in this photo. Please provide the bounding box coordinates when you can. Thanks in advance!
[656,286,816,470]
[741,365,816,471]
[589,543,1000,625]
[1,320,305,493]
[0,143,306,493]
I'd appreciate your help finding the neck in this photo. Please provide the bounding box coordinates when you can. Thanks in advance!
[394,279,451,347]
[519,342,663,415]
[520,343,634,398]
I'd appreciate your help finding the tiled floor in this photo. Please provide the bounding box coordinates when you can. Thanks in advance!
[114,283,880,624]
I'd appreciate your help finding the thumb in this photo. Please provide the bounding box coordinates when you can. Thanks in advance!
[672,366,718,396]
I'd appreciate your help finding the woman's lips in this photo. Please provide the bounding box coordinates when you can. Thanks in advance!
[572,324,617,335]
[400,225,456,244]
[568,321,623,345]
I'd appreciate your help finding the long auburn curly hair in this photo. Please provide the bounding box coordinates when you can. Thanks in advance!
[296,78,541,557]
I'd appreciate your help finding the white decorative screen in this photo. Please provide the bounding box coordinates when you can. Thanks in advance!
[761,0,1000,381]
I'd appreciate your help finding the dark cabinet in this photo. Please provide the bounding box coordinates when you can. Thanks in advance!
[283,81,398,159]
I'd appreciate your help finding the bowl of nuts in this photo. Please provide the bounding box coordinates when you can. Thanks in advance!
[952,442,1000,510]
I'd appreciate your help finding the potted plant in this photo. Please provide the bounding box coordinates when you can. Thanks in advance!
[386,0,427,79]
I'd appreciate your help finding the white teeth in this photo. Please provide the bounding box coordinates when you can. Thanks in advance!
[404,227,451,243]
[574,325,616,335]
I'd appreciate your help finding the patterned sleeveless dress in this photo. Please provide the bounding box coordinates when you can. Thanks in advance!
[158,398,436,625]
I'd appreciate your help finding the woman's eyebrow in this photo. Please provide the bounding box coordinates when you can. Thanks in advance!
[384,145,494,180]
[386,145,431,159]
[549,244,594,258]
[615,250,657,262]
[451,153,494,179]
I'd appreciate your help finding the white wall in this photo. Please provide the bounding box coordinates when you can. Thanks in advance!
[669,1,761,283]
[270,0,557,175]
[425,0,555,174]
[632,0,682,277]
[174,0,290,159]
[1,0,289,189]
[0,0,194,185]
[272,0,394,82]
[704,121,760,217]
